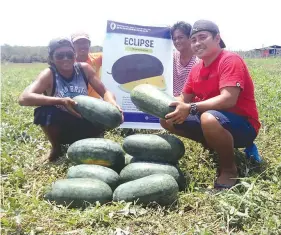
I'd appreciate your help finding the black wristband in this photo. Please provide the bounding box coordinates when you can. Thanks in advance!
[190,103,199,115]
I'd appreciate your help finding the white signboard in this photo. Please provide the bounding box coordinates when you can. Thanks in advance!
[101,20,173,129]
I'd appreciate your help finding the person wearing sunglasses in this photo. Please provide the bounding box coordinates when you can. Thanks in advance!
[160,20,261,190]
[18,37,123,162]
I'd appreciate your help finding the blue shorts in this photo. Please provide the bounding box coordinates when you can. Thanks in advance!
[34,106,105,144]
[174,110,257,148]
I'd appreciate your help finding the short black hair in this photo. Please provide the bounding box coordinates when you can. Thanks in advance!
[171,21,192,38]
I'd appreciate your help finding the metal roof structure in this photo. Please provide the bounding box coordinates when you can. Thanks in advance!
[254,45,281,50]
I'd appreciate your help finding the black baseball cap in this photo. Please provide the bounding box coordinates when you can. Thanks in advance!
[190,20,226,48]
[48,37,74,56]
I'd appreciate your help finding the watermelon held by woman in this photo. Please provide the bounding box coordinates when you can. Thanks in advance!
[73,95,122,130]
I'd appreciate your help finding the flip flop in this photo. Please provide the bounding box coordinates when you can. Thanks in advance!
[214,179,238,190]
[214,182,234,190]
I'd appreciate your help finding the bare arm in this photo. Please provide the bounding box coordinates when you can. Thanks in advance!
[175,92,194,103]
[81,63,121,109]
[175,95,184,102]
[18,68,81,117]
[195,86,240,112]
[18,68,64,106]
[166,87,240,124]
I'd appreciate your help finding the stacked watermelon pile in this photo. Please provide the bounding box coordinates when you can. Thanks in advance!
[44,85,189,208]
[115,133,188,205]
[44,135,188,208]
[44,138,123,208]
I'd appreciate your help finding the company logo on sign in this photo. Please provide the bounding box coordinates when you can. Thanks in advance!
[110,22,117,31]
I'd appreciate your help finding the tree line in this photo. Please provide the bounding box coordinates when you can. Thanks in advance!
[1,44,103,63]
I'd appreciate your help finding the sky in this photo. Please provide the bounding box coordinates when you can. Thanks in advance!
[1,0,280,51]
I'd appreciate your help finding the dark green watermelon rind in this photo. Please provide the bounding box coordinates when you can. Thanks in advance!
[67,138,125,172]
[44,178,113,208]
[113,174,179,206]
[122,134,185,164]
[66,164,120,190]
[73,95,122,130]
[130,84,176,119]
[119,162,188,191]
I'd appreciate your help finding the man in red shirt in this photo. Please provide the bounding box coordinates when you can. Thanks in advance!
[160,20,261,189]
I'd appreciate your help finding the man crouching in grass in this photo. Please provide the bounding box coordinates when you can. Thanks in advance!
[160,20,261,190]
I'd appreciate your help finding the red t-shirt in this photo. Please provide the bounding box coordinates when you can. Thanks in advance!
[183,50,261,134]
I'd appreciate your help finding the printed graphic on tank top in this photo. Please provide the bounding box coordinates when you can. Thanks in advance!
[50,63,88,112]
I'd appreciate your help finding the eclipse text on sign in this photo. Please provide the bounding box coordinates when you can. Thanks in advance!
[124,37,154,48]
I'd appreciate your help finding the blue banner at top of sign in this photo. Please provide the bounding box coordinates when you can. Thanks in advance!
[106,20,171,39]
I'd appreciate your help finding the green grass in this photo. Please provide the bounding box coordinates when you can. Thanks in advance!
[1,59,281,234]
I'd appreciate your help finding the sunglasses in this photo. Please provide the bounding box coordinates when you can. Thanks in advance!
[54,51,75,60]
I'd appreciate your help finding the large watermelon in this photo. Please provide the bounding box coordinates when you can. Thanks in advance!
[122,134,185,164]
[130,84,176,119]
[113,174,179,206]
[119,162,187,191]
[67,138,125,172]
[67,164,120,190]
[44,178,112,208]
[73,95,122,129]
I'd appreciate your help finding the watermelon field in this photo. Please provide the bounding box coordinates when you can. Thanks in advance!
[1,59,281,234]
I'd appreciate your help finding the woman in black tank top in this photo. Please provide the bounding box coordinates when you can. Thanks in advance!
[18,37,123,162]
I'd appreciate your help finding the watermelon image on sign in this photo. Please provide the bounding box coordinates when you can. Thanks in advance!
[107,54,166,93]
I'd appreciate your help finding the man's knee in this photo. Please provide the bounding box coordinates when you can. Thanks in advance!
[200,111,220,128]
